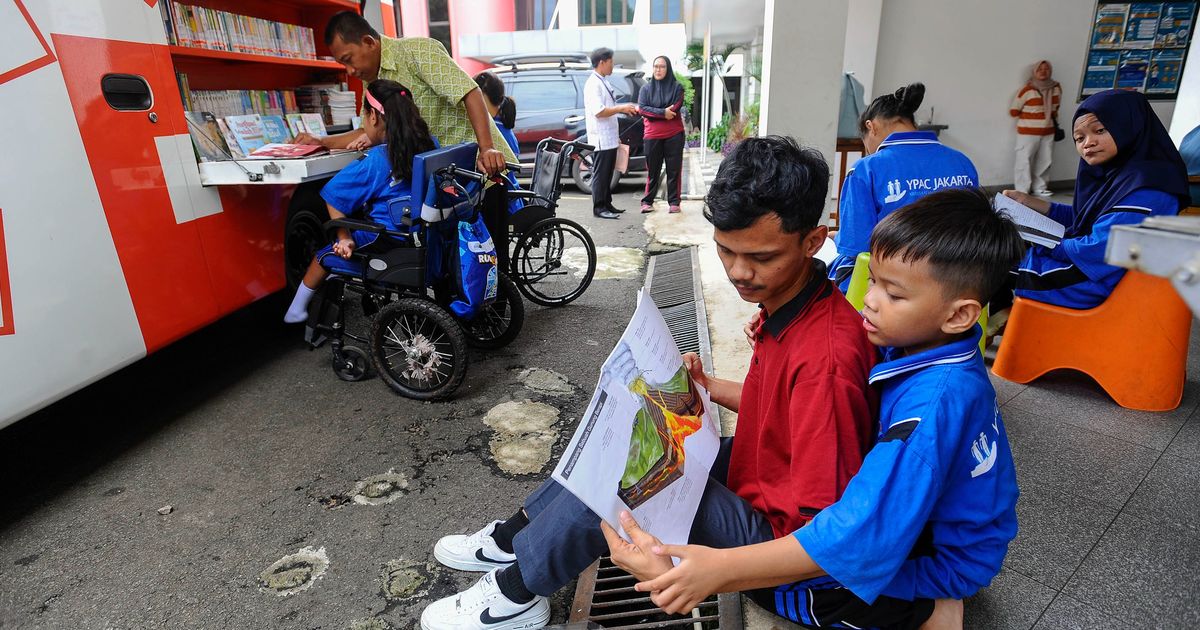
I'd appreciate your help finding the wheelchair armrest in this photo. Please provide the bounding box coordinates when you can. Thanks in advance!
[324,218,384,235]
[507,190,547,203]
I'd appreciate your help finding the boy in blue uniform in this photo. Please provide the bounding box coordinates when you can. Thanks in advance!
[612,188,1024,629]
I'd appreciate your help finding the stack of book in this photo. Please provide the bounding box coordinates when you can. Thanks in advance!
[159,1,316,60]
[297,85,357,126]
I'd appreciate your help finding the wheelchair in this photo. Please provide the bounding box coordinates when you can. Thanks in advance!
[305,143,524,401]
[506,138,599,307]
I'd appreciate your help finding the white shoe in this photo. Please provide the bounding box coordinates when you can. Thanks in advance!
[434,521,517,572]
[420,569,550,630]
[1034,189,1053,197]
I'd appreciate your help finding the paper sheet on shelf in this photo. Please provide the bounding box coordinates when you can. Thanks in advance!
[552,289,720,548]
[994,193,1066,248]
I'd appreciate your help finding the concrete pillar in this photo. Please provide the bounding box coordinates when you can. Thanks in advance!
[842,0,882,100]
[759,0,848,220]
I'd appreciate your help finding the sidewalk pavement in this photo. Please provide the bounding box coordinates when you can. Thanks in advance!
[681,146,722,201]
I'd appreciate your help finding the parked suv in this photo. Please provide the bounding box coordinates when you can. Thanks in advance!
[490,54,647,194]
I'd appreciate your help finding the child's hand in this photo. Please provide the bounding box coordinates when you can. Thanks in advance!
[682,352,709,391]
[333,238,356,259]
[634,543,728,615]
[346,134,372,151]
[601,511,673,582]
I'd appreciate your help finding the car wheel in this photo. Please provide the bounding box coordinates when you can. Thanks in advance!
[571,152,623,195]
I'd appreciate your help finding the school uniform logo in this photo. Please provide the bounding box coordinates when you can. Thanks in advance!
[969,403,1002,478]
[884,179,907,204]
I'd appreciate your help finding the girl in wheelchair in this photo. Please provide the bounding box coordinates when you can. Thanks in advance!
[284,79,437,323]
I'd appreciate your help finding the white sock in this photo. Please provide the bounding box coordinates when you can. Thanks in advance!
[284,284,317,323]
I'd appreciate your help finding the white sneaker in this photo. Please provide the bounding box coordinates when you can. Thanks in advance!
[434,521,517,572]
[1034,189,1054,197]
[420,569,550,630]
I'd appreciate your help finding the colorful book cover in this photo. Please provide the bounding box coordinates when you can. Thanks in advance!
[215,118,245,158]
[285,113,307,136]
[184,111,233,161]
[260,115,292,143]
[246,143,330,159]
[224,114,268,155]
[300,113,328,137]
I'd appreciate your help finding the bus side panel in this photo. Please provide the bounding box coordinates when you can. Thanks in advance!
[54,34,222,354]
[200,184,291,313]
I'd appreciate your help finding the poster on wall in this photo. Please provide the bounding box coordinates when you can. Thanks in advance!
[1093,3,1131,47]
[1083,50,1122,94]
[1124,3,1162,47]
[1147,48,1185,91]
[1158,2,1195,46]
[1117,49,1153,89]
[1082,1,1198,99]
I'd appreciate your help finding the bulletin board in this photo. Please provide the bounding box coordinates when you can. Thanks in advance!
[1080,1,1198,100]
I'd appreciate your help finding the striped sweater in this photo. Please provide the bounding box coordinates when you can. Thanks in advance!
[1010,84,1061,135]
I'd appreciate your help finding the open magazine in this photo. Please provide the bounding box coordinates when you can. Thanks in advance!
[552,290,720,548]
[246,143,330,159]
[994,193,1065,248]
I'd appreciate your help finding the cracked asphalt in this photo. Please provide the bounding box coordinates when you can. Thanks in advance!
[0,184,668,629]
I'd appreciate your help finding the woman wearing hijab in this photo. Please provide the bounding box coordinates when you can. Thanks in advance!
[637,56,685,214]
[1001,89,1188,311]
[1010,60,1062,196]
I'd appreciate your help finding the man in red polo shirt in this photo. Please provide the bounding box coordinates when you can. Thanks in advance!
[421,136,900,630]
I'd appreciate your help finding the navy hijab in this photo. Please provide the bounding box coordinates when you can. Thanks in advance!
[1069,89,1188,237]
[640,56,683,109]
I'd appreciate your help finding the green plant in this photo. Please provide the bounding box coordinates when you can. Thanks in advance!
[676,71,694,111]
[707,113,732,151]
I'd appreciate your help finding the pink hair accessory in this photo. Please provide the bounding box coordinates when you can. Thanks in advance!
[364,89,384,113]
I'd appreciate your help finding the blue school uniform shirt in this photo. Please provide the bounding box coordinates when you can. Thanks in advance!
[320,144,419,231]
[829,131,979,290]
[1015,188,1179,309]
[793,326,1018,603]
[494,117,520,155]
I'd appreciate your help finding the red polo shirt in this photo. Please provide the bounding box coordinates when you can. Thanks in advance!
[726,263,879,537]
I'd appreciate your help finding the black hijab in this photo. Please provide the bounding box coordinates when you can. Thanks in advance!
[640,56,683,109]
[1069,89,1188,237]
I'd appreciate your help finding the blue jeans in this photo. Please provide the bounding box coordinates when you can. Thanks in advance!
[512,442,773,596]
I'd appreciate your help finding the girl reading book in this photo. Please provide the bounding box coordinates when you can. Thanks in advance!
[284,79,437,323]
[1000,89,1188,314]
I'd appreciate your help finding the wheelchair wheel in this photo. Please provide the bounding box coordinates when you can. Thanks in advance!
[460,273,525,350]
[333,345,369,382]
[511,218,596,307]
[370,298,468,400]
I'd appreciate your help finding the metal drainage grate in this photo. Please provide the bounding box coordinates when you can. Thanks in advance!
[554,246,741,629]
[567,557,742,629]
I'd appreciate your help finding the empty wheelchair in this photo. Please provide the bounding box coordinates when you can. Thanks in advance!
[506,138,599,307]
[306,143,524,401]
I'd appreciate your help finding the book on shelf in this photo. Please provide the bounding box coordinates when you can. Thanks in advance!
[993,193,1065,248]
[300,113,328,138]
[224,114,268,156]
[260,115,293,144]
[185,89,299,118]
[184,111,234,162]
[246,143,330,159]
[165,1,316,60]
[285,113,307,136]
[215,119,245,159]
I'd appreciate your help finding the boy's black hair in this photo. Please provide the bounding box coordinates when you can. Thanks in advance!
[858,82,925,136]
[590,47,614,68]
[870,187,1026,301]
[703,136,829,234]
[325,11,379,46]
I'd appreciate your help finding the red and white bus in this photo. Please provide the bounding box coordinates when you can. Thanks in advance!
[0,0,393,427]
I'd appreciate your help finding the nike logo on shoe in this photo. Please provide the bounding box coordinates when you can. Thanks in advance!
[475,549,514,565]
[479,602,536,625]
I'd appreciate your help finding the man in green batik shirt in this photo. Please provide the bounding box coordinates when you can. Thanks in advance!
[296,11,518,267]
[297,11,515,174]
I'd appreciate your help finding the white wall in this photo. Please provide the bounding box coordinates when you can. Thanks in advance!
[1169,34,1200,144]
[843,0,883,100]
[873,0,1175,188]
